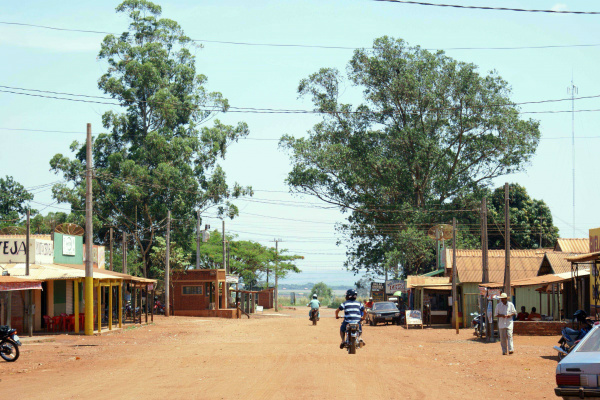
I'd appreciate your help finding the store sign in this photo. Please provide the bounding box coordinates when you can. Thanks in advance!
[34,240,53,264]
[0,239,54,264]
[371,282,384,292]
[590,228,600,252]
[405,310,423,327]
[83,245,106,269]
[385,280,406,295]
[0,239,27,263]
[62,235,77,256]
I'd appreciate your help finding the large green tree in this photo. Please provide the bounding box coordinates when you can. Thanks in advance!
[487,183,559,249]
[50,0,250,277]
[0,176,34,227]
[281,36,541,275]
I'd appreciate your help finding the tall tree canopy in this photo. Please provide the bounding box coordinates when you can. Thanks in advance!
[0,176,34,227]
[50,0,250,277]
[487,183,559,249]
[281,37,541,275]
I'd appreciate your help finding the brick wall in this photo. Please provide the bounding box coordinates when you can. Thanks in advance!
[513,321,569,336]
[258,289,274,309]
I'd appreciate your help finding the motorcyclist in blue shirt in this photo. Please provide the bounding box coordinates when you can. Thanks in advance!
[307,294,320,320]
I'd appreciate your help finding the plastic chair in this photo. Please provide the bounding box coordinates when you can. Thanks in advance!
[42,315,55,333]
[65,315,75,332]
[52,316,62,332]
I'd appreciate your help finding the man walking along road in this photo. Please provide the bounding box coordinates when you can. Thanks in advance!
[495,293,516,355]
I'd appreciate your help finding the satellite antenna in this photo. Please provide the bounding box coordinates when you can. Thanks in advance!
[54,223,85,236]
[428,224,453,272]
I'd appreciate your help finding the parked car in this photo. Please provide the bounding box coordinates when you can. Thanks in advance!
[555,322,600,399]
[366,301,402,326]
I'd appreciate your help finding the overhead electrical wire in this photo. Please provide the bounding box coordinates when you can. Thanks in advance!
[373,0,600,15]
[1,20,600,50]
[5,84,600,116]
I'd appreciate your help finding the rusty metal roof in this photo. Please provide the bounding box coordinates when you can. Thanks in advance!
[539,252,580,275]
[554,238,590,254]
[566,251,600,263]
[406,275,450,288]
[445,249,546,283]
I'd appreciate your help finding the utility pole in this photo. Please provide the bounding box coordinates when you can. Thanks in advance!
[26,209,32,337]
[222,220,227,274]
[568,79,577,238]
[84,123,94,336]
[165,210,171,317]
[122,232,127,275]
[481,198,490,341]
[539,216,544,248]
[504,182,511,296]
[452,218,458,334]
[196,211,201,269]
[274,239,282,312]
[109,227,113,271]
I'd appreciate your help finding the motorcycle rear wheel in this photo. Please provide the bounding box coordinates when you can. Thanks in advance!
[0,339,19,362]
[349,337,357,354]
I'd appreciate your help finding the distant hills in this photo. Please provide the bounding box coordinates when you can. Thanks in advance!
[278,282,349,290]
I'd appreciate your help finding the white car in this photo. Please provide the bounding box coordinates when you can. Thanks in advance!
[555,322,600,399]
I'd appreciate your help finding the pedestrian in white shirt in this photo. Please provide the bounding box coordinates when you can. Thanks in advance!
[495,292,516,355]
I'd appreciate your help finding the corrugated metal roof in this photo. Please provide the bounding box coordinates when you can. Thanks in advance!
[406,275,450,288]
[540,252,580,274]
[566,251,600,263]
[1,264,121,281]
[56,264,156,283]
[554,238,590,254]
[445,249,546,283]
[0,275,42,283]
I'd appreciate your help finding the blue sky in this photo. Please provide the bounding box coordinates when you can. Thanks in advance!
[1,1,599,285]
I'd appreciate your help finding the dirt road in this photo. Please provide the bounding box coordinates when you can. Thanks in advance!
[1,307,559,399]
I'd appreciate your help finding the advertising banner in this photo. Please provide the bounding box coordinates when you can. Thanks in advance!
[405,310,423,328]
[0,239,54,264]
[385,280,406,295]
[590,227,600,252]
[63,235,77,256]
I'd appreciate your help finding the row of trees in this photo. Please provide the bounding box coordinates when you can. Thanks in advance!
[3,1,560,284]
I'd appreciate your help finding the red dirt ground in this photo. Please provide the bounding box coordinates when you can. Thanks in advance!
[1,307,559,399]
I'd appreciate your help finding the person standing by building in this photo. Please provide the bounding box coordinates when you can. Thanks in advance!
[495,293,516,355]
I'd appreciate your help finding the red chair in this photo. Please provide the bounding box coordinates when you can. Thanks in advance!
[52,316,62,332]
[65,315,75,332]
[42,315,55,333]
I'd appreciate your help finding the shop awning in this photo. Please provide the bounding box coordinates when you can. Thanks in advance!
[479,270,590,289]
[411,283,452,291]
[422,269,445,277]
[566,252,600,263]
[0,275,43,291]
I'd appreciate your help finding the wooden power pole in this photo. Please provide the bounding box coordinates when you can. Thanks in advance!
[26,209,32,337]
[503,183,511,296]
[109,227,114,271]
[196,211,201,269]
[84,123,94,336]
[165,210,171,317]
[452,218,459,334]
[481,198,491,341]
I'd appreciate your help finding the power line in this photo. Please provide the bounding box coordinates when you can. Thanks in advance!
[1,20,600,50]
[6,83,600,114]
[373,1,600,15]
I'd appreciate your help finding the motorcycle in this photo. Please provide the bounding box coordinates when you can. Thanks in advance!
[0,325,21,362]
[153,300,165,315]
[343,322,364,355]
[310,308,319,326]
[553,323,593,359]
[124,301,141,319]
[470,312,485,338]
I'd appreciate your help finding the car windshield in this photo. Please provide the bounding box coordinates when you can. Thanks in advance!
[373,302,397,311]
[576,327,600,352]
